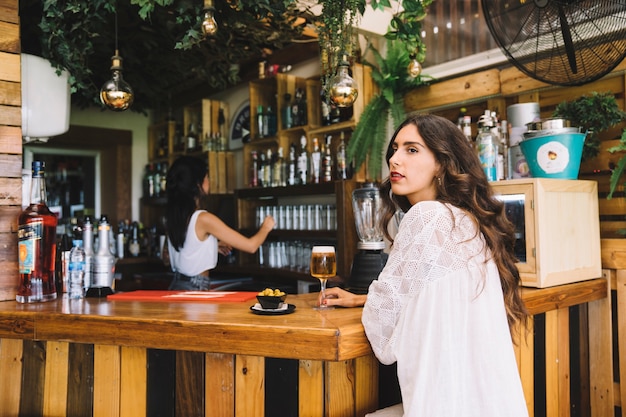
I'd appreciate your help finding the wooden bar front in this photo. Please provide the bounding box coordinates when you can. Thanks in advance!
[0,278,613,417]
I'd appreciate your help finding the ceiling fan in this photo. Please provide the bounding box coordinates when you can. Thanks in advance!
[482,0,626,86]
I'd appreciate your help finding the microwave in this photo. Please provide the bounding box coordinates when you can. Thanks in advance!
[491,178,601,288]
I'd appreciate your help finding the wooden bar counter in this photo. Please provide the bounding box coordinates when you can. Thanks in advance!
[0,278,613,417]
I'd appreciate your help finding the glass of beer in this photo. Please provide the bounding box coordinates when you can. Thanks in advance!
[310,245,336,310]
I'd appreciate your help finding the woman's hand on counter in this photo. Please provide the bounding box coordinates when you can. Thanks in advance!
[321,287,367,308]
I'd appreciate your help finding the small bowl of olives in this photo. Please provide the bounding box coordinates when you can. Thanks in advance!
[256,288,287,309]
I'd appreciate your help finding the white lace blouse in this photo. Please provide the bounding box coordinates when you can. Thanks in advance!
[362,201,528,417]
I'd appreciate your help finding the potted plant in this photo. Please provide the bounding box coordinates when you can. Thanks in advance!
[552,91,626,163]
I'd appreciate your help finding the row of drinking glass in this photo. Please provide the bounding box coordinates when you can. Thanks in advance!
[256,204,337,231]
[258,240,315,271]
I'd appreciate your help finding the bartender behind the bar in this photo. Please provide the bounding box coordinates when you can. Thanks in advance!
[165,156,275,290]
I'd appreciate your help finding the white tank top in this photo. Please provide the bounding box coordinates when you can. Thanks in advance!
[168,210,218,276]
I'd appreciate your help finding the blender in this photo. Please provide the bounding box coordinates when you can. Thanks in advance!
[347,183,388,294]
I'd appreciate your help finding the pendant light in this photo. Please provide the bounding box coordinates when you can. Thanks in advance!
[329,53,358,108]
[407,54,422,78]
[100,11,134,111]
[202,0,218,37]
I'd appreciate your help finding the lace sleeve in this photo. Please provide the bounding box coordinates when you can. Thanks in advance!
[361,201,482,364]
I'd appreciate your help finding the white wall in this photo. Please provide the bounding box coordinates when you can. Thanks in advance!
[68,107,150,222]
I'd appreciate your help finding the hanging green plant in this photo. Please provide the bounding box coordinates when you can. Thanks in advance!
[347,39,432,180]
[317,0,364,94]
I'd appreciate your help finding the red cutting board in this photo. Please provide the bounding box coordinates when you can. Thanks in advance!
[108,290,258,303]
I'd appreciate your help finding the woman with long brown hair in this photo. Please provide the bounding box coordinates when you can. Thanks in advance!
[323,113,528,416]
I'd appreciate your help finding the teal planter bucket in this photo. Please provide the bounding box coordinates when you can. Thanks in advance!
[519,132,586,179]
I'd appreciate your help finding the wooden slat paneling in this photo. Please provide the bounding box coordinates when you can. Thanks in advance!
[176,350,205,417]
[235,355,264,417]
[0,1,19,25]
[0,103,20,126]
[0,337,23,416]
[0,79,20,106]
[299,359,324,417]
[326,360,356,417]
[120,346,147,417]
[20,340,45,416]
[404,68,501,112]
[0,125,22,154]
[67,342,94,416]
[0,50,18,82]
[206,353,234,417]
[43,341,69,416]
[0,0,21,303]
[94,344,121,417]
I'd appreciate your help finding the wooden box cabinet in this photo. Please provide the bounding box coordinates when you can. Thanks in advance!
[491,178,602,288]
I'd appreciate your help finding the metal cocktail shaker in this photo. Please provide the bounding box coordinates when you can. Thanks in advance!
[87,215,115,297]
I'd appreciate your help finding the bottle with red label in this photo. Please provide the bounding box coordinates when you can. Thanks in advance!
[17,160,58,303]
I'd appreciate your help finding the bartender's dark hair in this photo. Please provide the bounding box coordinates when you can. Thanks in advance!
[379,113,528,333]
[166,156,208,250]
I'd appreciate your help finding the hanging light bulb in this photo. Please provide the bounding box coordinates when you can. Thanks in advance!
[202,0,218,36]
[407,53,422,78]
[100,12,134,111]
[100,52,134,111]
[329,53,358,108]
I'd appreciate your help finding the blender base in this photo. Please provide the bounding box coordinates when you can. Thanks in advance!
[347,250,388,294]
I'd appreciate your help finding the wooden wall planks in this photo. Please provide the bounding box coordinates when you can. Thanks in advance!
[0,0,21,301]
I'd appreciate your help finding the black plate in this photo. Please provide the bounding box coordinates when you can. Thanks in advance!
[250,303,296,315]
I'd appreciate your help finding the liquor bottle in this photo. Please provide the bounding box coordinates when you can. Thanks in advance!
[476,110,498,182]
[250,150,259,187]
[153,163,162,197]
[321,88,331,126]
[17,161,58,303]
[186,123,198,151]
[82,216,94,292]
[273,147,284,187]
[88,215,116,297]
[142,164,154,198]
[297,135,309,185]
[257,105,265,138]
[499,120,510,180]
[264,149,273,187]
[292,88,307,127]
[336,132,348,180]
[128,221,141,257]
[282,93,293,129]
[159,163,168,195]
[462,115,473,144]
[322,134,334,182]
[258,151,267,187]
[68,239,85,299]
[310,137,321,184]
[287,143,297,186]
[266,106,277,136]
[55,226,72,296]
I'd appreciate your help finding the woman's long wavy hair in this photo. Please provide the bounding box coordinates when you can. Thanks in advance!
[380,113,528,331]
[165,156,208,251]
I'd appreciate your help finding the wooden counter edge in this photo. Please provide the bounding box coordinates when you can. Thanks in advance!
[521,278,607,316]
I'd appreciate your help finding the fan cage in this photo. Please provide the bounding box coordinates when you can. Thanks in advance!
[482,0,626,86]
